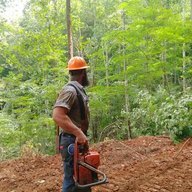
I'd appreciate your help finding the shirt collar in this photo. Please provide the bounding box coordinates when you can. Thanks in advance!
[70,81,83,90]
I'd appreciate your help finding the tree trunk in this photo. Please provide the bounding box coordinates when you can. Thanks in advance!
[103,42,109,87]
[161,43,169,91]
[91,116,98,142]
[66,0,73,59]
[191,0,192,20]
[182,43,186,92]
[52,0,57,24]
[182,0,186,92]
[121,10,132,139]
[123,56,132,140]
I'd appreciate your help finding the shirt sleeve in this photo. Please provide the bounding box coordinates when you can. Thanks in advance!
[54,87,76,110]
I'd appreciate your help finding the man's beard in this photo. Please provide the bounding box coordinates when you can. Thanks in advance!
[82,72,89,87]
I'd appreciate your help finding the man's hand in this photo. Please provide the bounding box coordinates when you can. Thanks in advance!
[75,131,88,144]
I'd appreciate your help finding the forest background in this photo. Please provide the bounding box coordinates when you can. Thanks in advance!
[0,0,192,160]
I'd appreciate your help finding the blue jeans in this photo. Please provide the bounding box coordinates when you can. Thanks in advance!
[60,134,75,192]
[60,134,91,192]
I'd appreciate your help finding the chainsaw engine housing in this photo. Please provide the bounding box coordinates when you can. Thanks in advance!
[78,151,100,185]
[74,142,107,189]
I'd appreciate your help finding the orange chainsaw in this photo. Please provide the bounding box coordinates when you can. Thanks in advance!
[71,141,107,189]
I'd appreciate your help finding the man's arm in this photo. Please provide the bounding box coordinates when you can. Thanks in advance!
[52,107,87,144]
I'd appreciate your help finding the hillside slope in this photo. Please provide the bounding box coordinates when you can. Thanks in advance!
[0,136,192,192]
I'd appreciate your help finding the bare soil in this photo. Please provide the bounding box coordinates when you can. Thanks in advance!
[0,136,192,192]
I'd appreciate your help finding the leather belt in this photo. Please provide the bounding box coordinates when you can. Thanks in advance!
[62,132,75,137]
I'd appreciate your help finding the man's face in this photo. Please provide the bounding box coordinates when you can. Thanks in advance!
[82,70,89,87]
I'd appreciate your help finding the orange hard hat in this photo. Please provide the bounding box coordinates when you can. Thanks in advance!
[67,56,89,70]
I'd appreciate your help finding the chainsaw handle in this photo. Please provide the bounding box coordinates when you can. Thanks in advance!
[75,140,89,154]
[75,160,108,188]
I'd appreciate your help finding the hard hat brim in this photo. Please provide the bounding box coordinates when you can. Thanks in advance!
[67,66,90,71]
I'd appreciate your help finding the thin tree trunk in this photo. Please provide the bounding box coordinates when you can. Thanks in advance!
[103,43,109,87]
[91,116,98,142]
[173,44,177,84]
[182,0,186,92]
[182,43,186,92]
[123,56,132,139]
[91,1,96,86]
[161,45,169,90]
[191,0,192,20]
[66,0,73,59]
[122,10,132,139]
[52,0,57,24]
[77,25,82,56]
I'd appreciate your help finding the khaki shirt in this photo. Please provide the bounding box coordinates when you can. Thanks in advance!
[54,81,89,133]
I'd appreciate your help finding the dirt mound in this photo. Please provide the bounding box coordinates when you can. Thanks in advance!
[0,136,192,192]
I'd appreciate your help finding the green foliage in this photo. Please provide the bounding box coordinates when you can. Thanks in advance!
[127,87,192,141]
